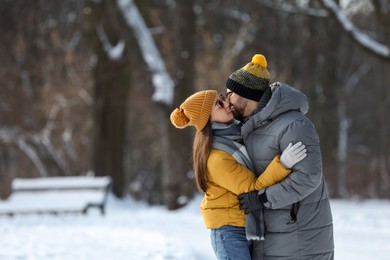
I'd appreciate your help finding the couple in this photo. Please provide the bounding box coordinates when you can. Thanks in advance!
[170,54,334,260]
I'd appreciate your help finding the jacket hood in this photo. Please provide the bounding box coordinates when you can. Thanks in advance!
[242,82,308,135]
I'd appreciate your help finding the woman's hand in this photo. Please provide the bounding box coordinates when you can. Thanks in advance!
[280,142,307,168]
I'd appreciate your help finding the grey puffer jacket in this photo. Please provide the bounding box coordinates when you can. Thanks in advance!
[241,82,334,259]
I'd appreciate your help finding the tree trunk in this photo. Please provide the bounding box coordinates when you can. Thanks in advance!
[319,4,346,198]
[82,0,131,197]
[160,0,197,209]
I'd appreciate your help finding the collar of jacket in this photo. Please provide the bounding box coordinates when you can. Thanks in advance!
[241,82,309,137]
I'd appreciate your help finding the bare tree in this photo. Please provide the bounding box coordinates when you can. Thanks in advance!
[82,0,131,197]
[116,0,196,208]
[321,0,390,60]
[0,0,93,197]
[161,0,197,209]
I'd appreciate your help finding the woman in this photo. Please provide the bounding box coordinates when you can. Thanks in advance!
[170,90,306,260]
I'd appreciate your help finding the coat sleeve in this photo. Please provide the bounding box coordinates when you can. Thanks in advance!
[262,118,323,209]
[207,150,290,195]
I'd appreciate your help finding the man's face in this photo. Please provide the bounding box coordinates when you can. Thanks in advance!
[225,91,248,121]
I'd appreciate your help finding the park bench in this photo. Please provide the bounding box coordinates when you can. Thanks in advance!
[0,176,112,216]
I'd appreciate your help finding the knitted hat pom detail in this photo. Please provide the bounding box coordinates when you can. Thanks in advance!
[251,54,267,68]
[225,53,270,101]
[170,108,190,128]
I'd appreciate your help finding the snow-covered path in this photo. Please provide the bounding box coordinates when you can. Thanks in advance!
[0,195,389,259]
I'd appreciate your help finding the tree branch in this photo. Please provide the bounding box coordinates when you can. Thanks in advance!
[256,0,328,17]
[116,0,175,105]
[321,0,390,60]
[372,0,390,48]
[96,25,125,61]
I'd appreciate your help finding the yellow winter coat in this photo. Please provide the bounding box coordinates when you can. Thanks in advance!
[200,149,290,229]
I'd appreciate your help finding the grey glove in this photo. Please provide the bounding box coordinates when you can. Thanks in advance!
[280,142,307,168]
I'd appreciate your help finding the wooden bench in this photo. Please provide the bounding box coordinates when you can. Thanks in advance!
[0,176,112,216]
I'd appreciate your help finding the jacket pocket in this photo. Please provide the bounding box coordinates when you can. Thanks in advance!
[264,206,298,233]
[289,202,300,224]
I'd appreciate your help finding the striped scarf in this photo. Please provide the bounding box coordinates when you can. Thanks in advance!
[212,121,264,240]
[212,121,254,173]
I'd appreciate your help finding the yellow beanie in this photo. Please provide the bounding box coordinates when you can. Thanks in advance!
[170,90,217,132]
[226,54,270,101]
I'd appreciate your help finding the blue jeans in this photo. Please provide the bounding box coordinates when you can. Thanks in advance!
[210,225,252,260]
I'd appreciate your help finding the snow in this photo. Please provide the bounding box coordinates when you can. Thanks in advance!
[117,0,175,105]
[1,195,390,260]
[96,26,125,61]
[0,176,111,214]
[12,176,111,190]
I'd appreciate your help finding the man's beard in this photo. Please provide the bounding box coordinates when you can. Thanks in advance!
[232,104,245,122]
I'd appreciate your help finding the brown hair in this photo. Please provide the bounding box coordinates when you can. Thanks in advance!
[192,121,213,192]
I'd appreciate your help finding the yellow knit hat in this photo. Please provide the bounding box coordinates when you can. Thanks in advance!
[170,90,217,132]
[226,54,270,101]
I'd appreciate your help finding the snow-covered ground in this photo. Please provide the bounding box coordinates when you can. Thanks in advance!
[0,195,390,260]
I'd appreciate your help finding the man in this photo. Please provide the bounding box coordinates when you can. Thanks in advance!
[226,54,334,259]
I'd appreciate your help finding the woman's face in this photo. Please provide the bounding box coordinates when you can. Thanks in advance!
[210,93,235,124]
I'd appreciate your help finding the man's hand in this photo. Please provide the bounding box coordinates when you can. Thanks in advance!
[238,191,263,214]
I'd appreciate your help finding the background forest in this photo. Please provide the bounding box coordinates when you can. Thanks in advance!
[0,0,389,210]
